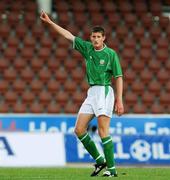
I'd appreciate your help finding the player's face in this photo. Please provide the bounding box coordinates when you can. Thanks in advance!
[90,32,105,50]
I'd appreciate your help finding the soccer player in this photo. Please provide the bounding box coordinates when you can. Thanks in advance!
[40,11,124,177]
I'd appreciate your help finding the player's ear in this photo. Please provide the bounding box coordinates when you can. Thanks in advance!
[103,35,106,41]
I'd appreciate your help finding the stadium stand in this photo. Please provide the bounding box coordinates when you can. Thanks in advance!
[0,0,169,113]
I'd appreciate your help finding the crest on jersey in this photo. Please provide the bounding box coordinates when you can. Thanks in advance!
[100,59,105,65]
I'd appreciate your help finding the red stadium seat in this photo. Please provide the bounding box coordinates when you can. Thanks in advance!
[140,49,152,62]
[58,12,70,26]
[4,48,17,60]
[5,91,18,105]
[124,91,138,106]
[118,1,132,15]
[150,2,161,16]
[7,36,19,47]
[13,58,26,71]
[39,68,51,83]
[133,103,147,114]
[116,26,128,40]
[12,79,26,94]
[72,91,86,107]
[13,103,27,113]
[65,102,78,114]
[107,14,121,28]
[15,24,28,39]
[30,79,43,93]
[20,48,34,59]
[55,91,69,106]
[140,14,153,28]
[47,79,60,94]
[29,102,44,113]
[156,49,169,62]
[55,48,68,60]
[131,80,144,95]
[157,69,169,84]
[150,103,164,113]
[24,12,37,27]
[121,49,135,62]
[140,38,152,49]
[40,36,53,48]
[55,68,67,83]
[32,24,45,39]
[140,69,153,84]
[90,12,104,25]
[0,80,9,94]
[149,26,162,40]
[71,1,86,13]
[64,80,77,95]
[23,36,36,47]
[159,92,170,105]
[131,59,145,72]
[123,37,136,49]
[39,91,52,105]
[47,58,60,73]
[71,68,84,82]
[0,102,9,113]
[3,68,17,82]
[134,2,148,17]
[124,14,137,28]
[0,24,10,39]
[124,69,136,84]
[156,37,169,49]
[148,59,161,73]
[159,16,169,29]
[148,80,161,95]
[73,12,87,27]
[133,26,145,40]
[86,1,101,13]
[20,67,34,83]
[142,91,155,105]
[166,81,170,93]
[38,48,51,60]
[22,91,35,104]
[31,58,43,72]
[47,102,61,113]
[64,59,77,71]
[0,58,9,71]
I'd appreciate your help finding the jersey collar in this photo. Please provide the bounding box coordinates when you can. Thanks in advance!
[94,44,106,51]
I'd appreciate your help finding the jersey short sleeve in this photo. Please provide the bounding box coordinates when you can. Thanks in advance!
[73,37,90,56]
[112,51,123,78]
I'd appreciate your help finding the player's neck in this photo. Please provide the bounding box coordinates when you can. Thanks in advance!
[94,44,106,51]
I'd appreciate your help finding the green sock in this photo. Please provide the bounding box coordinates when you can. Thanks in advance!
[78,133,105,165]
[102,136,116,174]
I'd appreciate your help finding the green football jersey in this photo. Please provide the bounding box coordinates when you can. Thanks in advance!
[73,37,123,86]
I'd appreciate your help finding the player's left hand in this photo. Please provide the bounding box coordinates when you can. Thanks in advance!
[114,99,124,116]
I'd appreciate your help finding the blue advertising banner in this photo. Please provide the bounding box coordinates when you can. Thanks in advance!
[65,134,170,164]
[0,114,170,135]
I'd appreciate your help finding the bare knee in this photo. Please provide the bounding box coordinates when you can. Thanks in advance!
[98,127,109,138]
[74,126,86,137]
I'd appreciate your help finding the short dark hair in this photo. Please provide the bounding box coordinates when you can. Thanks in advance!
[91,26,105,36]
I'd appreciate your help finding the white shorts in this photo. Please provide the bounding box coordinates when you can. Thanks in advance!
[78,86,115,118]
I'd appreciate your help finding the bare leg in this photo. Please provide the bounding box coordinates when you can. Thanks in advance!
[98,115,111,138]
[74,113,94,136]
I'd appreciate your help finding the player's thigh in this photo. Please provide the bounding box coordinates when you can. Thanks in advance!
[97,115,111,138]
[74,113,94,136]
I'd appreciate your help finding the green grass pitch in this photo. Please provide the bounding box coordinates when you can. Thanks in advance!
[0,167,170,180]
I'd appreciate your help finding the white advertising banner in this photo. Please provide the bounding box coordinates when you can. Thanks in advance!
[0,132,66,167]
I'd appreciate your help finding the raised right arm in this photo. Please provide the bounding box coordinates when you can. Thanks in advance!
[40,11,75,42]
